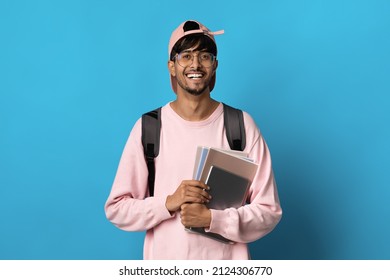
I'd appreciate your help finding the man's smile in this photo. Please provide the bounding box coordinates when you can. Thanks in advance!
[186,72,205,80]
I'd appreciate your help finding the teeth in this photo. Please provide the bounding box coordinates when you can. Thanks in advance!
[187,73,203,79]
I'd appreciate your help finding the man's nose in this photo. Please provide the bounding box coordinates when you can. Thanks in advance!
[190,54,201,68]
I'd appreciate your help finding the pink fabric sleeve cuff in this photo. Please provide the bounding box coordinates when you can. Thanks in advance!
[205,209,227,235]
[153,196,176,220]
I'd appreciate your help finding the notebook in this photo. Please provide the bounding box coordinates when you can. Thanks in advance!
[186,165,251,244]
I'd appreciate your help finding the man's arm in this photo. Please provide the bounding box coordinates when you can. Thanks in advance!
[105,119,173,231]
[205,114,282,243]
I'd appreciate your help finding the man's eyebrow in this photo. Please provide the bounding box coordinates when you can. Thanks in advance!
[181,48,208,53]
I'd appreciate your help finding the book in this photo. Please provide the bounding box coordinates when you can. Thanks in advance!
[186,147,259,243]
[187,165,251,243]
[196,147,258,183]
[192,146,251,180]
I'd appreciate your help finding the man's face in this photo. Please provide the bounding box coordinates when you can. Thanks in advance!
[169,47,218,96]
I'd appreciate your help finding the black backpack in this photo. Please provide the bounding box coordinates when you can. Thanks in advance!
[142,103,246,196]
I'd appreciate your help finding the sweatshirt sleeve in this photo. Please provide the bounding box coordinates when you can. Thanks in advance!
[206,113,282,243]
[104,119,174,231]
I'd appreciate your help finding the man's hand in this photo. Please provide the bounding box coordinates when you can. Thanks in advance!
[180,203,211,228]
[165,180,211,213]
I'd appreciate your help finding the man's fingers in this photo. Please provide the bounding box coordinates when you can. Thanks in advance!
[181,180,209,190]
[184,186,211,201]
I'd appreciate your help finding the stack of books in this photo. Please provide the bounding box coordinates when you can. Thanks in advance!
[186,146,259,243]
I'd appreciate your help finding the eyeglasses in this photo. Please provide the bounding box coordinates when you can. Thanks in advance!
[175,51,216,68]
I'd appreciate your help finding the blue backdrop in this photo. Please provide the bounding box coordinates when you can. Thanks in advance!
[1,0,389,260]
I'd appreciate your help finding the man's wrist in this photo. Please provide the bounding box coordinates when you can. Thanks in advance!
[165,195,176,215]
[203,209,212,228]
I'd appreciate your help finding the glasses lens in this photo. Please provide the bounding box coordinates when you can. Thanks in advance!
[177,52,215,67]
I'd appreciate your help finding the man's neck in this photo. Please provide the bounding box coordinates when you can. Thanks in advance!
[170,91,219,121]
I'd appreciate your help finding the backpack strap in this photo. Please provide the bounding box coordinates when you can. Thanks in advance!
[141,107,161,196]
[223,103,246,151]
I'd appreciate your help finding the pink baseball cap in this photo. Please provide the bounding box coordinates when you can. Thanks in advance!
[168,20,224,93]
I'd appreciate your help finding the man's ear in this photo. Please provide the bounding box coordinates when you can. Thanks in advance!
[168,60,176,76]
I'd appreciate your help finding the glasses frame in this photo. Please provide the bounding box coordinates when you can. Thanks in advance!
[174,51,216,68]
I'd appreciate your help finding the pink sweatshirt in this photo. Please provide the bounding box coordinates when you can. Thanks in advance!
[105,102,282,259]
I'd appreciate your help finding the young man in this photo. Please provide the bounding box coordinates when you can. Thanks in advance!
[105,20,282,259]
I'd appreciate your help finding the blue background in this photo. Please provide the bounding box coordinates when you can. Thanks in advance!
[1,0,389,260]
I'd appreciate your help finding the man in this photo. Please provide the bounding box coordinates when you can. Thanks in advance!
[105,20,282,259]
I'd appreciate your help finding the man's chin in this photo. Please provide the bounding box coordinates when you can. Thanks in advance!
[185,85,209,96]
[187,89,206,96]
